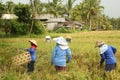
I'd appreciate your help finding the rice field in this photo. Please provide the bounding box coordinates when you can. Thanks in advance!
[0,31,120,80]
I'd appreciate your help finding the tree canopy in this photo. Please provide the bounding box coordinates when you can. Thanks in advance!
[0,0,120,36]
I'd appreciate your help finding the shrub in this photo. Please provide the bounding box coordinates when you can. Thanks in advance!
[10,20,47,35]
[10,20,30,35]
[32,20,47,34]
[55,27,74,33]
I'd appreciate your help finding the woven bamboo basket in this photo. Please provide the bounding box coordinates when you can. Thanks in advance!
[12,52,31,66]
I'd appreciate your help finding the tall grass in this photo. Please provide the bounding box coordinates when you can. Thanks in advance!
[0,31,120,80]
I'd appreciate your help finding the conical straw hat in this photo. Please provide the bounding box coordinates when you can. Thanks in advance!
[95,40,105,48]
[29,39,37,46]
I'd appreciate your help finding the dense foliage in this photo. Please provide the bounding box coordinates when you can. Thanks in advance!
[10,20,30,35]
[55,27,74,33]
[14,4,31,22]
[0,0,120,36]
[32,20,47,34]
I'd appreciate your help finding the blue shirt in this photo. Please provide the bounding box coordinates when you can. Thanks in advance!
[27,48,36,61]
[51,45,72,67]
[99,44,117,64]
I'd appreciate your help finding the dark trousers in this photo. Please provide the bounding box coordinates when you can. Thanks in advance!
[27,61,35,72]
[105,63,116,72]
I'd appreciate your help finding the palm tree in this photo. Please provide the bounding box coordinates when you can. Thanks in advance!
[81,0,104,30]
[44,0,63,17]
[5,1,15,14]
[29,0,43,35]
[65,0,76,18]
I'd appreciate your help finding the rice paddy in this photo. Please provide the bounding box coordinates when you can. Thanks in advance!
[0,31,120,80]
